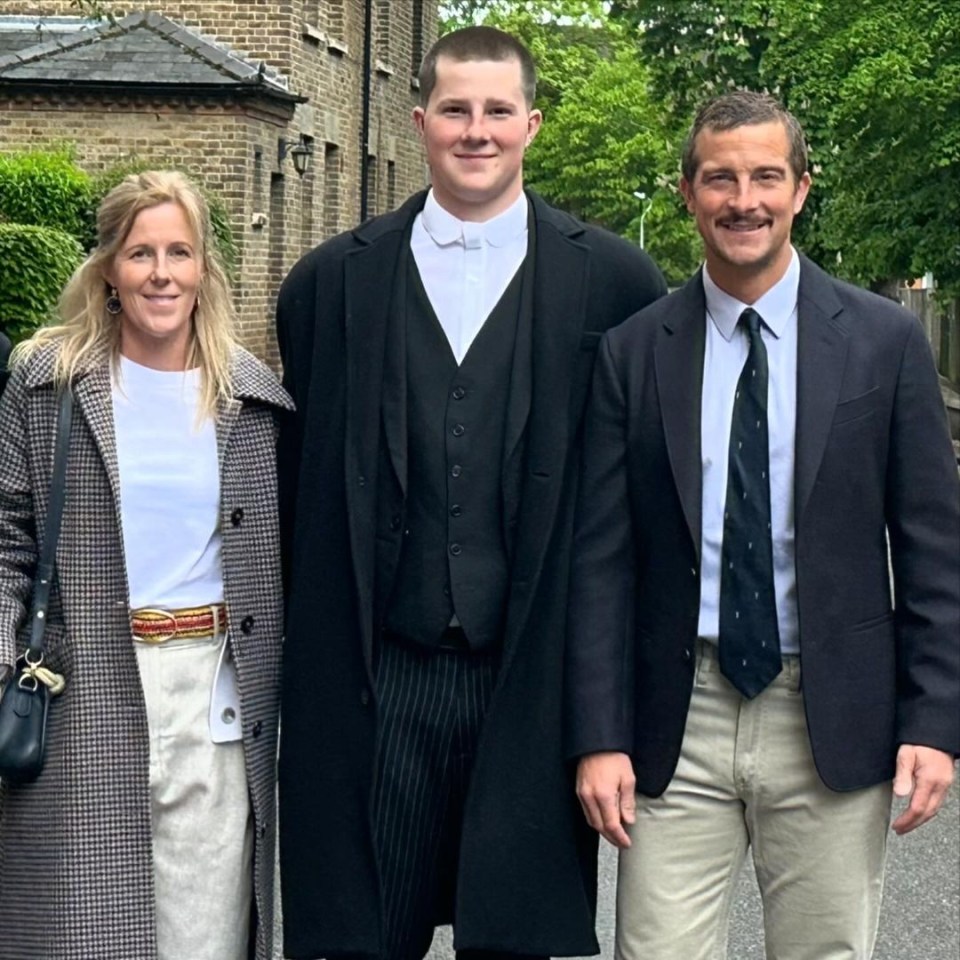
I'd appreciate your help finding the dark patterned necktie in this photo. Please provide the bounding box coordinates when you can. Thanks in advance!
[718,307,782,698]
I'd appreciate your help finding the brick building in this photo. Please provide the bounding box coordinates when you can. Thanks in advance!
[0,1,438,364]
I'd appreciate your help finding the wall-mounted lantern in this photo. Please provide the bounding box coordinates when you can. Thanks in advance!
[278,134,314,177]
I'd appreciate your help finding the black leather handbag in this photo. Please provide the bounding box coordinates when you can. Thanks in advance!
[0,387,73,784]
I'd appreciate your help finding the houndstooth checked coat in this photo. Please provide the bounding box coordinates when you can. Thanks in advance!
[0,342,293,960]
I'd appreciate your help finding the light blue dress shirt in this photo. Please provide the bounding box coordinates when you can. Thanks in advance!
[698,250,800,654]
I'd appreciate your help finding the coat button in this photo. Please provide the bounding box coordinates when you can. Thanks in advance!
[450,504,462,517]
[241,615,255,634]
[252,720,263,738]
[452,423,465,437]
[231,507,244,526]
[452,386,465,400]
[683,648,692,661]
[390,514,402,531]
[360,687,371,706]
[451,464,462,478]
[449,543,462,557]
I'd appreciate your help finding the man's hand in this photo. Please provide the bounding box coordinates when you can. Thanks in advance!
[891,744,956,835]
[576,751,636,849]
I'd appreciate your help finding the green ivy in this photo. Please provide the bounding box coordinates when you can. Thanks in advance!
[0,224,85,343]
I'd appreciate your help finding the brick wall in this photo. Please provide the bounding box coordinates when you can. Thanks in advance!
[1,1,438,365]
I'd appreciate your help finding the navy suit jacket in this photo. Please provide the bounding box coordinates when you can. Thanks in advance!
[566,255,960,795]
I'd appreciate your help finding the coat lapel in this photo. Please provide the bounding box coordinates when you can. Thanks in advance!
[655,274,707,560]
[794,257,848,525]
[503,199,589,654]
[343,197,423,657]
[72,361,123,520]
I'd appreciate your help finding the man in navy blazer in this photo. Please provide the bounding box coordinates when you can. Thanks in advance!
[567,90,959,959]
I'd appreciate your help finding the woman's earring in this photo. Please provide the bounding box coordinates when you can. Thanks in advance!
[105,287,122,315]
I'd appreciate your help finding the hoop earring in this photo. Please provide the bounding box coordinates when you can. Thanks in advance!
[105,287,122,316]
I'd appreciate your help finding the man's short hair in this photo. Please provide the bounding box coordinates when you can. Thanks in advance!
[681,90,809,184]
[418,26,537,108]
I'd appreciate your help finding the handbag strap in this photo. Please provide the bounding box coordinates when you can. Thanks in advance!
[26,387,74,659]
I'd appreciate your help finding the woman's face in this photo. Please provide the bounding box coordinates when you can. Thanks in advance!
[105,202,201,370]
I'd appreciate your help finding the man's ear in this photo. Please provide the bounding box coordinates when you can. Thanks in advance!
[679,177,696,213]
[793,171,812,214]
[412,106,426,138]
[525,109,543,147]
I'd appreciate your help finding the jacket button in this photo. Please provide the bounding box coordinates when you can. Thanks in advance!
[452,386,465,400]
[241,615,255,634]
[683,648,692,661]
[358,475,366,486]
[449,504,462,518]
[451,465,462,478]
[390,514,402,531]
[252,720,263,738]
[231,507,244,526]
[449,543,462,557]
[360,687,371,706]
[452,423,465,437]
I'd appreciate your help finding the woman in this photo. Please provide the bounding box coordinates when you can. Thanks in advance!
[0,171,292,960]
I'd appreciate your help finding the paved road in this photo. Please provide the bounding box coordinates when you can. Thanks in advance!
[424,787,959,959]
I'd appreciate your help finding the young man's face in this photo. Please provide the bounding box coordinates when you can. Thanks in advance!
[680,121,811,300]
[413,54,541,222]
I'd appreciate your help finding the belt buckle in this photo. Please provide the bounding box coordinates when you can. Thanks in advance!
[132,607,178,645]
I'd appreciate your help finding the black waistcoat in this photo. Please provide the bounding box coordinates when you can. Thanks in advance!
[381,253,528,651]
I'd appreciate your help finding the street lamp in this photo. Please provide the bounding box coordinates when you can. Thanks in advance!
[633,190,653,250]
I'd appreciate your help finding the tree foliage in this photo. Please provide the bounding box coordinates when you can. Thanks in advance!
[441,0,960,292]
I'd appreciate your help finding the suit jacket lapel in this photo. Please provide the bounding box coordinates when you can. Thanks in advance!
[795,256,848,525]
[655,274,706,561]
[503,199,588,655]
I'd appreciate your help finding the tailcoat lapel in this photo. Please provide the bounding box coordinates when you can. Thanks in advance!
[794,257,848,525]
[502,200,589,657]
[655,274,707,561]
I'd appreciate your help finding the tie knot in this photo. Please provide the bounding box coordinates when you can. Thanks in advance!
[739,307,763,337]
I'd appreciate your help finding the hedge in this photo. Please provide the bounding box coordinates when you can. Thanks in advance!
[0,223,85,343]
[0,150,93,243]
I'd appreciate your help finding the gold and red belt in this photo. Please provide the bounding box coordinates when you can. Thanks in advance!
[130,604,227,644]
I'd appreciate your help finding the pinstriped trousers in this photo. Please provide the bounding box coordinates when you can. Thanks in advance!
[372,634,541,960]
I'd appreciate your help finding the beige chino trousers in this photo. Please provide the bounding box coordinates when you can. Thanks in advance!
[616,640,892,960]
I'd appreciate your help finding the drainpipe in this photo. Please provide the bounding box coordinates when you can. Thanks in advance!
[360,0,373,221]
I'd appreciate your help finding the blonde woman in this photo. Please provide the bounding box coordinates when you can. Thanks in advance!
[0,171,292,960]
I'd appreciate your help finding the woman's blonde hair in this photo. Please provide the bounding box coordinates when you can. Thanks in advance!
[13,170,236,417]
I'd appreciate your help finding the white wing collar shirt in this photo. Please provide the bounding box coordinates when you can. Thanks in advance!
[698,248,801,654]
[411,189,529,364]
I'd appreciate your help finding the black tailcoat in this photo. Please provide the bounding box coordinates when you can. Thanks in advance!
[566,256,960,796]
[276,190,667,958]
